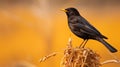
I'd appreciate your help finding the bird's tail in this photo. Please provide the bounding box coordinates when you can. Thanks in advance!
[97,38,117,53]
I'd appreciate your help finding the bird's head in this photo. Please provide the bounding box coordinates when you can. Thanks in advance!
[61,7,80,17]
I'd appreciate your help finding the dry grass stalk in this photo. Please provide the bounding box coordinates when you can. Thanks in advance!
[101,59,120,65]
[61,38,101,67]
[39,52,56,62]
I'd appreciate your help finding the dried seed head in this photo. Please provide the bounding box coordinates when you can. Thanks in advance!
[61,39,101,67]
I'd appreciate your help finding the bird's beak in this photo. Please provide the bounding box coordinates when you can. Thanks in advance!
[61,9,68,12]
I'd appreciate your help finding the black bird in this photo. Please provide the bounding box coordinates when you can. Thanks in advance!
[62,7,117,53]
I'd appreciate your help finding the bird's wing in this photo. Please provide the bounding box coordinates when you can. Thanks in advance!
[80,16,108,39]
[72,16,102,36]
[72,23,99,36]
[80,16,101,35]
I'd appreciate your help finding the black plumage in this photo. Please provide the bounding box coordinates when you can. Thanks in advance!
[62,7,117,53]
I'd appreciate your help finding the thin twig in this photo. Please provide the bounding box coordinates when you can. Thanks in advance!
[101,59,120,65]
[39,52,56,62]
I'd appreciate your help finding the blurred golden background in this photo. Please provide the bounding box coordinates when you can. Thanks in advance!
[0,0,120,67]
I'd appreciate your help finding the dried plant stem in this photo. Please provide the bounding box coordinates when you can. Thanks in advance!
[39,52,56,62]
[101,59,120,65]
[81,49,89,67]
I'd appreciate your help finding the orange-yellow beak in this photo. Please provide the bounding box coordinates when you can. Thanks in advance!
[61,9,68,12]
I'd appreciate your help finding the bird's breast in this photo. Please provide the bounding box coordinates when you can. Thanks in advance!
[68,23,88,39]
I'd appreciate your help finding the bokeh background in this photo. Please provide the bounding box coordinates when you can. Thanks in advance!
[0,0,120,67]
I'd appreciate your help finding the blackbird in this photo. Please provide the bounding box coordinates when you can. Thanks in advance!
[62,7,117,53]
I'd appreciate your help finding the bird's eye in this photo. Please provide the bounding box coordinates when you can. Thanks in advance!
[70,11,74,14]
